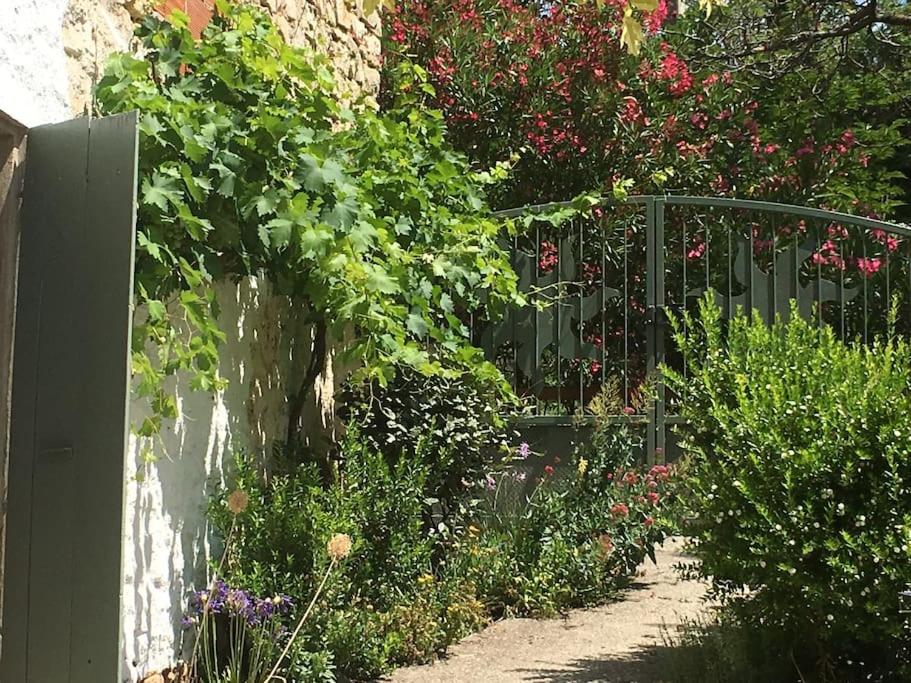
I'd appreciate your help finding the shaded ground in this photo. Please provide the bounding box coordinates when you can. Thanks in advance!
[386,537,707,683]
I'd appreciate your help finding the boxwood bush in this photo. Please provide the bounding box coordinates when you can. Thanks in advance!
[665,297,911,679]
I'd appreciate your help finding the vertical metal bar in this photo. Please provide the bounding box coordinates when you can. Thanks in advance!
[816,225,823,329]
[601,212,606,391]
[793,222,800,318]
[556,229,562,411]
[623,215,629,408]
[727,222,733,320]
[512,233,519,391]
[645,198,656,464]
[771,215,777,321]
[748,221,755,318]
[579,217,584,409]
[839,253,846,341]
[535,224,540,415]
[704,209,710,296]
[905,238,911,334]
[863,237,869,344]
[886,249,891,326]
[654,198,666,463]
[682,208,687,380]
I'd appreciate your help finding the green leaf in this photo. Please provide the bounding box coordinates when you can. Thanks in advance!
[255,188,281,216]
[147,299,167,322]
[142,172,182,211]
[366,266,399,294]
[406,312,429,337]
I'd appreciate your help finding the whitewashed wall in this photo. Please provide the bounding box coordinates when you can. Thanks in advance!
[0,0,74,127]
[0,1,375,678]
[121,278,325,679]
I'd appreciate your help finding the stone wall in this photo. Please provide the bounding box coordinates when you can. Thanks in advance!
[0,0,380,679]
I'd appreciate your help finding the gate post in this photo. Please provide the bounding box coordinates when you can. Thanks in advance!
[645,197,666,465]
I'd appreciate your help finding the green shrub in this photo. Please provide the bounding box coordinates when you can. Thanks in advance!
[208,432,487,680]
[450,407,674,618]
[665,297,911,679]
[661,611,797,683]
[339,368,515,511]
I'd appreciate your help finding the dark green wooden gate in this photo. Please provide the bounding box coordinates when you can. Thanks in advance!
[482,195,911,463]
[1,112,138,682]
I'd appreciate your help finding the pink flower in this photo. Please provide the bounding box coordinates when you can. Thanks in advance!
[856,257,883,278]
[687,241,706,260]
[647,492,660,505]
[544,465,555,476]
[643,516,655,528]
[610,503,629,518]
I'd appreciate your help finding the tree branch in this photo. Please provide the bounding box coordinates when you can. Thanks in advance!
[286,318,328,445]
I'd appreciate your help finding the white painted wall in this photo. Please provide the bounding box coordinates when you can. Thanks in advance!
[0,0,72,126]
[121,278,313,679]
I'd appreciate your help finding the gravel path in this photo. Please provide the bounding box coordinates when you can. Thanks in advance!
[386,537,707,683]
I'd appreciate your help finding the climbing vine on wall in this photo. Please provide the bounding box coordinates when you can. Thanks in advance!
[95,1,524,442]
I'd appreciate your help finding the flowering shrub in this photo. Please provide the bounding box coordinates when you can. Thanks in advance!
[208,432,487,680]
[382,0,901,215]
[450,410,675,617]
[183,582,300,683]
[665,297,911,680]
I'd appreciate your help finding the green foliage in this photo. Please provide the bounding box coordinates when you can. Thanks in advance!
[661,611,797,683]
[209,432,487,680]
[339,367,516,511]
[664,297,911,679]
[450,414,674,618]
[94,2,522,439]
[205,410,675,678]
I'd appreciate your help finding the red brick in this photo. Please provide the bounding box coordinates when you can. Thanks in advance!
[156,0,215,38]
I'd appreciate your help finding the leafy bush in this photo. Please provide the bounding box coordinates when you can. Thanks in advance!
[96,2,521,440]
[660,611,797,683]
[202,405,674,679]
[665,297,911,679]
[339,367,516,510]
[382,0,902,214]
[450,404,674,618]
[208,433,486,681]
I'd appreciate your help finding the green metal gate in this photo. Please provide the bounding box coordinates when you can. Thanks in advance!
[482,195,911,463]
[1,112,138,683]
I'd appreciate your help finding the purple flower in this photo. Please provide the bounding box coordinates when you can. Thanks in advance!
[185,582,293,629]
[485,474,497,491]
[517,442,531,460]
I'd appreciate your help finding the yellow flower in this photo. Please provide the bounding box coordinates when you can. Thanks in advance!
[468,525,481,537]
[577,458,588,476]
[227,490,249,515]
[327,533,352,562]
[418,573,434,586]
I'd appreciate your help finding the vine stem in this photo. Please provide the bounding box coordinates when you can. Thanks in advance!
[264,560,337,682]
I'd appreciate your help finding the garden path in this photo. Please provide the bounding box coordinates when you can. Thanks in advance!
[386,537,708,683]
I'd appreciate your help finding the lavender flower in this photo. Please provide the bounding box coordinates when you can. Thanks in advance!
[517,442,531,460]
